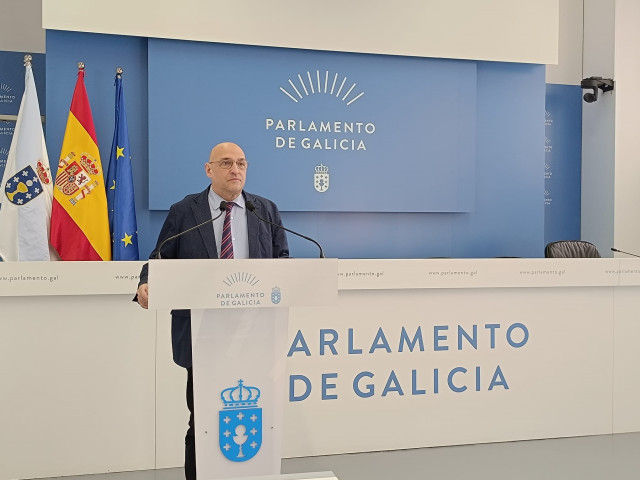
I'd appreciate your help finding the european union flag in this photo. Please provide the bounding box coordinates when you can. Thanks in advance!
[106,70,139,260]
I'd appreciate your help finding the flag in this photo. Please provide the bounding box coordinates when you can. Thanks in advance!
[0,57,56,261]
[50,65,111,260]
[106,71,139,260]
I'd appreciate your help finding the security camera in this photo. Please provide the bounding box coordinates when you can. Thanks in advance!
[583,90,598,103]
[580,76,614,103]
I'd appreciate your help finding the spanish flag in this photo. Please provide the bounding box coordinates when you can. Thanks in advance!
[50,64,111,261]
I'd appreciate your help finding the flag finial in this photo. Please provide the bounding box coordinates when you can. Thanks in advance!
[116,67,123,77]
[24,54,32,67]
[77,61,85,71]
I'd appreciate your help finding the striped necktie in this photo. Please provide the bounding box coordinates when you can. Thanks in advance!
[220,202,235,259]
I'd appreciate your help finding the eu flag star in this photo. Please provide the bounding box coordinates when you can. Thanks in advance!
[121,232,133,247]
[116,146,125,159]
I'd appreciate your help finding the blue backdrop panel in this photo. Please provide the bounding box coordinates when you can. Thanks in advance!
[45,31,547,259]
[449,62,546,258]
[544,84,582,245]
[0,121,13,182]
[148,39,477,213]
[281,62,547,259]
[0,51,45,184]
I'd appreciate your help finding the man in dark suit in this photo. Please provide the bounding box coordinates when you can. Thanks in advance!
[135,141,289,480]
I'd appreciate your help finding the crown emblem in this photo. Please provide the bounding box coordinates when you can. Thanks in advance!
[315,164,329,174]
[221,379,261,409]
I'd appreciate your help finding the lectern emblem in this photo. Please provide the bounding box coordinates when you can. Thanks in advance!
[314,164,329,192]
[219,380,262,462]
[271,286,281,304]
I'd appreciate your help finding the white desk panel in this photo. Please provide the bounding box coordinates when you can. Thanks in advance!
[1,258,639,478]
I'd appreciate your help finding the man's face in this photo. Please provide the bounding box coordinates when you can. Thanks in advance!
[205,142,247,201]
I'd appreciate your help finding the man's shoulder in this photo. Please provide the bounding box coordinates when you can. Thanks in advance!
[243,191,278,209]
[169,187,210,211]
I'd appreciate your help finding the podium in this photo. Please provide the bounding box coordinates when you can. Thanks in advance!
[148,258,338,479]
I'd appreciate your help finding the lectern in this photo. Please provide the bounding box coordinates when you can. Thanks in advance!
[148,258,338,479]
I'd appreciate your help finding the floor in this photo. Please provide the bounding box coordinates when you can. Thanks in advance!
[41,432,640,480]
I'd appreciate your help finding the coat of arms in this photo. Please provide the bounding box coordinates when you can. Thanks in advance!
[314,164,329,193]
[3,165,44,206]
[271,286,282,304]
[54,152,100,205]
[219,379,262,462]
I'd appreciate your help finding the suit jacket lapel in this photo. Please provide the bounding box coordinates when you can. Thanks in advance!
[191,187,218,259]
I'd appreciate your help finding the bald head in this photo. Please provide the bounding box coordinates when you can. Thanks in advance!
[209,142,243,162]
[205,142,248,201]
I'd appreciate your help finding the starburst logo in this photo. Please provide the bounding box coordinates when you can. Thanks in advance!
[222,272,260,287]
[0,83,12,93]
[280,70,365,106]
[267,69,375,153]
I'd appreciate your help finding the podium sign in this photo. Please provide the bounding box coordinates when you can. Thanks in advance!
[148,258,337,479]
[148,258,337,311]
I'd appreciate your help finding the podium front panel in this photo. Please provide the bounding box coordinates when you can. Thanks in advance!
[192,307,289,479]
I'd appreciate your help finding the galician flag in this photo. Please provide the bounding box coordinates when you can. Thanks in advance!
[0,56,56,261]
[50,63,111,260]
[106,69,139,260]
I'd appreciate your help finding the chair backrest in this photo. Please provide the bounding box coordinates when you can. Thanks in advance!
[544,240,601,258]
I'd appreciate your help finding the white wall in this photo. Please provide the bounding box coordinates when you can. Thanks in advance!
[42,0,558,64]
[545,0,583,85]
[612,0,640,259]
[581,0,640,258]
[0,0,45,53]
[581,0,616,254]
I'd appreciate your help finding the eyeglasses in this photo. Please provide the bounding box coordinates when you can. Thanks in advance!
[209,159,249,170]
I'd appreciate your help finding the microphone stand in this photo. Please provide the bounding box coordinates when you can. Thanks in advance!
[245,201,325,258]
[611,247,640,258]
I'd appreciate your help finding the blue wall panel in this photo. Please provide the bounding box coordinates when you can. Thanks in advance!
[0,51,46,186]
[544,84,582,245]
[45,31,547,259]
[147,39,477,213]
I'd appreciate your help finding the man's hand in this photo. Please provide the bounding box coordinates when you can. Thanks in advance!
[137,283,149,309]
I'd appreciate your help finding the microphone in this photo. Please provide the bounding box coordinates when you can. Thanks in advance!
[155,201,228,259]
[245,201,325,258]
[611,247,640,258]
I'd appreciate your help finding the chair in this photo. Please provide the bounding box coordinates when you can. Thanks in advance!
[544,240,601,258]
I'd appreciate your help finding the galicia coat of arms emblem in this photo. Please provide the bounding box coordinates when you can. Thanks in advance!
[3,165,43,206]
[314,164,329,193]
[271,286,281,304]
[219,380,262,462]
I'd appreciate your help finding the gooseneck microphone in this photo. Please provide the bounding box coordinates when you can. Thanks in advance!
[611,247,640,258]
[245,201,325,258]
[155,201,228,259]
